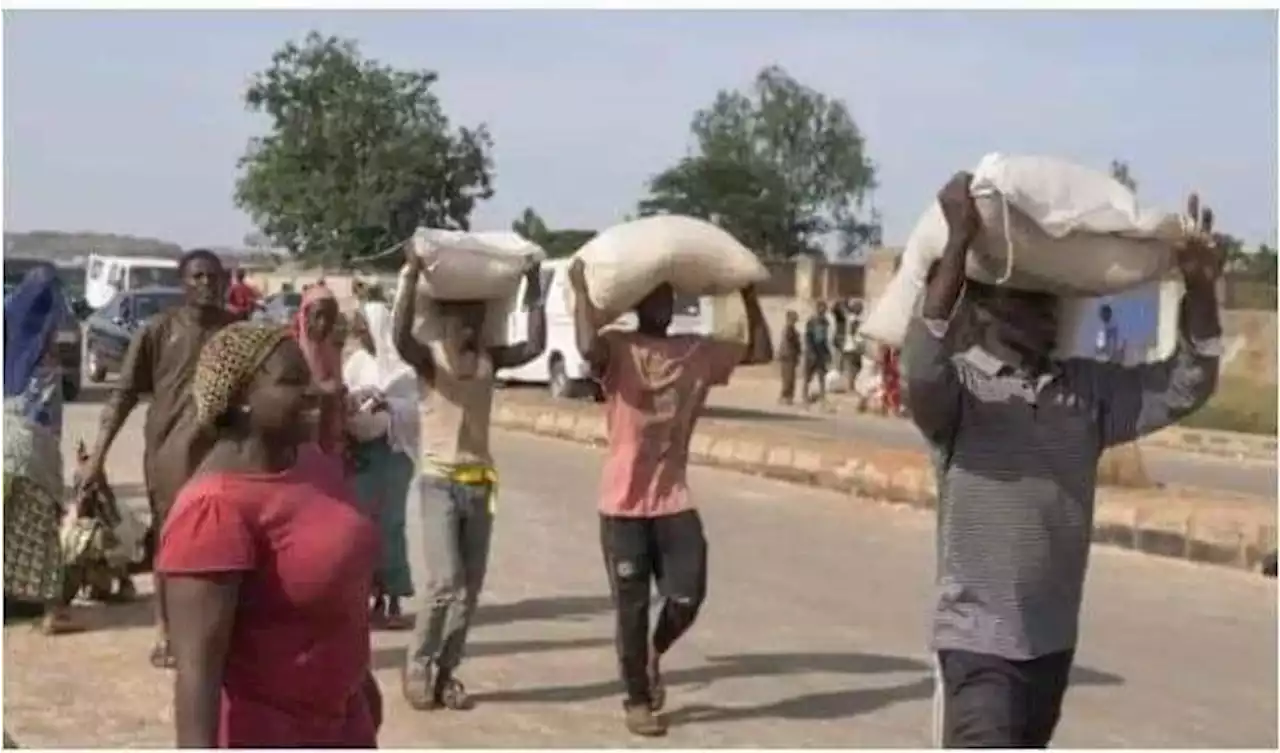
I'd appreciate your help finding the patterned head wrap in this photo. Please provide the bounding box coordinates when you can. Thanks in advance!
[193,322,289,427]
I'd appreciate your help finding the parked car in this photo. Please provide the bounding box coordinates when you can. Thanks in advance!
[4,258,86,401]
[84,287,184,382]
[251,291,302,326]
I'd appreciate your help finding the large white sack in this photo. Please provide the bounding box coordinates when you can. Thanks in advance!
[410,228,546,302]
[572,215,769,319]
[860,153,1189,348]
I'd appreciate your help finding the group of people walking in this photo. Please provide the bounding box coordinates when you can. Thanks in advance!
[3,176,1224,749]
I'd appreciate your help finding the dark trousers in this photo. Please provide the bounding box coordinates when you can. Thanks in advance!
[779,359,798,402]
[934,649,1074,748]
[600,510,708,707]
[803,357,829,402]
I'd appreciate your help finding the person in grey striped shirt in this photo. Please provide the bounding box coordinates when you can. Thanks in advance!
[905,174,1223,749]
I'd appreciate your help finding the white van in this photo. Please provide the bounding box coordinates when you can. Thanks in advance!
[497,258,713,399]
[84,254,181,310]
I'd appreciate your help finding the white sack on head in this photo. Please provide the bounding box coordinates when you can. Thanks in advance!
[570,215,768,321]
[409,228,546,302]
[860,152,1191,348]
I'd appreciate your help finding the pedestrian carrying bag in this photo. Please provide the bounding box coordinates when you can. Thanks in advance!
[570,215,769,322]
[860,152,1191,347]
[402,228,547,347]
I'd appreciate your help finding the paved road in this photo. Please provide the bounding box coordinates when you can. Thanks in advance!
[4,400,1275,748]
[699,382,1279,501]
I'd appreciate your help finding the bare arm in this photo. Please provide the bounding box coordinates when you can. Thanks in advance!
[567,258,610,373]
[391,263,435,384]
[85,323,154,482]
[167,573,241,748]
[904,172,980,444]
[492,263,547,369]
[739,286,775,365]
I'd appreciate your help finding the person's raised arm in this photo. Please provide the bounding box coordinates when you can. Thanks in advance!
[1087,195,1223,449]
[903,172,979,445]
[83,322,155,489]
[492,261,547,369]
[392,246,435,383]
[168,573,241,748]
[567,258,610,373]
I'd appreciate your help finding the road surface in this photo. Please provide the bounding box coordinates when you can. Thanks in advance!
[3,400,1275,748]
[701,383,1278,501]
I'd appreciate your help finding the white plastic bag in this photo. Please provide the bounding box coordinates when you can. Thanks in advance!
[571,215,768,320]
[861,153,1188,347]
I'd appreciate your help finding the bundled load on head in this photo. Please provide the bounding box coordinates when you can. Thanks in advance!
[568,214,771,341]
[397,227,547,346]
[861,152,1195,349]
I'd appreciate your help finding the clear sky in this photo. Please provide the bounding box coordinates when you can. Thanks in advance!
[3,9,1276,250]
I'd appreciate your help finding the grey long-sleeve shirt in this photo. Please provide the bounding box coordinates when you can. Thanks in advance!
[904,302,1220,660]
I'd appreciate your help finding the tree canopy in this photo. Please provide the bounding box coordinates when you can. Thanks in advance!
[234,33,494,268]
[510,208,596,259]
[639,65,880,259]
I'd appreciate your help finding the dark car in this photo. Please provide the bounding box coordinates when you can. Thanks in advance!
[84,287,184,383]
[251,291,302,326]
[4,259,86,401]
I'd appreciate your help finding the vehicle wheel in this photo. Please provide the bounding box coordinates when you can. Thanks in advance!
[86,349,106,383]
[62,377,80,403]
[548,355,573,400]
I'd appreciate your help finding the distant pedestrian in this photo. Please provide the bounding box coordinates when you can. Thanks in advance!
[777,310,801,404]
[569,259,773,737]
[1095,304,1123,363]
[226,269,260,322]
[802,301,831,405]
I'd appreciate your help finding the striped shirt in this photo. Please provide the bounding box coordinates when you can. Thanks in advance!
[903,311,1220,660]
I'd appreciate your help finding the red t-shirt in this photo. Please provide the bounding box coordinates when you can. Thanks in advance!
[598,332,743,518]
[226,282,259,317]
[157,446,380,748]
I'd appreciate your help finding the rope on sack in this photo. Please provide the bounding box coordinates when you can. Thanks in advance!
[995,191,1016,285]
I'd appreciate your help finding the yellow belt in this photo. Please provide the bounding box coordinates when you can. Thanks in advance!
[422,460,498,515]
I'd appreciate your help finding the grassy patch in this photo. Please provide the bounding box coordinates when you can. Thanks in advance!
[1179,376,1277,435]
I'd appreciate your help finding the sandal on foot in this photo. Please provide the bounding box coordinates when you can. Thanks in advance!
[149,641,176,669]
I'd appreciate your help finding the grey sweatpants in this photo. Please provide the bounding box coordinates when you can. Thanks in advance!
[405,474,494,672]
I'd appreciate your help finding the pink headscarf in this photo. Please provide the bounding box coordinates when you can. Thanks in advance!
[294,285,342,383]
[294,284,346,457]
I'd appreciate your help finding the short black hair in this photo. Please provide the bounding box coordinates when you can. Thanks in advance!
[179,248,224,276]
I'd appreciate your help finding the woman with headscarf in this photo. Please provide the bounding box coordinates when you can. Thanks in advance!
[158,322,381,748]
[292,284,346,457]
[345,298,419,629]
[3,263,79,634]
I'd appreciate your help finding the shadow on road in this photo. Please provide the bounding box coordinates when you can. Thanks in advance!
[473,594,614,628]
[473,650,1124,726]
[372,636,612,671]
[703,405,819,424]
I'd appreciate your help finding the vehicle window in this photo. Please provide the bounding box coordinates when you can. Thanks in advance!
[132,292,183,321]
[674,294,701,317]
[107,265,125,285]
[88,260,104,279]
[128,266,180,289]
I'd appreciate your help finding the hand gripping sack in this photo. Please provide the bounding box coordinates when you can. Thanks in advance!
[571,215,769,320]
[861,153,1189,347]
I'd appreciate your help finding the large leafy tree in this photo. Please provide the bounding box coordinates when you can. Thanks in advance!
[235,33,494,267]
[640,65,879,259]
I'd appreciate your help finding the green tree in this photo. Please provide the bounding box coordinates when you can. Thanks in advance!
[639,65,879,259]
[1109,159,1138,192]
[234,33,495,268]
[511,207,596,258]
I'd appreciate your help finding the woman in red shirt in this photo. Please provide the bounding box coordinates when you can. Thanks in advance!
[157,322,381,748]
